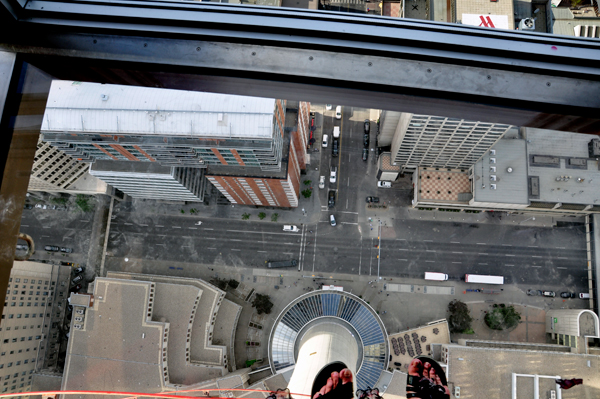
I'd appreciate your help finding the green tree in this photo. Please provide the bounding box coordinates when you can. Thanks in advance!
[242,213,250,220]
[301,189,312,199]
[181,209,185,214]
[303,180,312,186]
[447,300,473,333]
[271,213,279,222]
[75,195,93,212]
[485,305,521,330]
[209,277,228,290]
[228,279,240,289]
[50,197,68,205]
[252,293,274,315]
[258,212,266,220]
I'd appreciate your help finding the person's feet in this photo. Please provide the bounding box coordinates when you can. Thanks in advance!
[313,368,353,399]
[406,358,450,399]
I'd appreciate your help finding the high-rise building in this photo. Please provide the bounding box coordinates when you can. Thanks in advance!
[28,137,108,195]
[381,111,513,173]
[41,81,309,207]
[0,261,71,395]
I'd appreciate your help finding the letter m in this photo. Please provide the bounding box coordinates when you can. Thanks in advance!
[479,16,495,28]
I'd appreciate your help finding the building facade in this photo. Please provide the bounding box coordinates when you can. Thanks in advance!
[386,112,513,173]
[0,261,71,395]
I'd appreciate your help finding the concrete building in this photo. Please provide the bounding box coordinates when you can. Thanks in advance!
[41,81,309,207]
[28,137,107,195]
[412,129,600,214]
[62,272,244,398]
[546,309,600,353]
[552,3,600,37]
[0,261,71,395]
[89,161,207,202]
[382,112,513,173]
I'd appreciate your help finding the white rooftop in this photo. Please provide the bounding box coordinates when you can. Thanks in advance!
[41,80,276,139]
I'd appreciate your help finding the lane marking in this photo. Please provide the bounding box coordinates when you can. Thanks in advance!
[502,244,512,247]
[139,224,148,227]
[80,220,89,222]
[556,247,565,249]
[156,225,164,227]
[425,260,434,263]
[506,254,515,257]
[156,243,166,246]
[230,239,242,242]
[124,223,132,225]
[158,235,166,237]
[557,257,568,259]
[452,262,462,264]
[283,252,293,255]
[204,228,214,231]
[505,264,514,267]
[342,222,358,225]
[398,249,408,251]
[424,240,433,242]
[451,241,461,244]
[478,253,488,255]
[41,235,50,238]
[182,245,190,247]
[479,263,488,265]
[452,252,463,254]
[206,238,216,240]
[188,227,197,230]
[172,226,181,229]
[285,242,294,245]
[398,259,408,261]
[207,247,216,250]
[528,246,538,248]
[477,243,486,245]
[531,265,542,268]
[257,250,267,253]
[43,226,50,229]
[557,267,567,269]
[396,238,407,241]
[226,229,297,236]
[231,249,240,251]
[21,225,29,227]
[531,255,542,258]
[426,250,436,252]
[341,211,359,214]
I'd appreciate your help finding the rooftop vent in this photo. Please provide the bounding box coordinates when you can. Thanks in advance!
[507,167,513,173]
[490,184,497,190]
[100,94,109,101]
[490,158,496,164]
[589,139,600,157]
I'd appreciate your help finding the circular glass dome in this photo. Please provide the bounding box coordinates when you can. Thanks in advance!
[268,290,388,390]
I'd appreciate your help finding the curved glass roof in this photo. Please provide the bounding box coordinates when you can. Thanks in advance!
[268,291,388,390]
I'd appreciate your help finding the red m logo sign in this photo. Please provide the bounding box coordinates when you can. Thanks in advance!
[479,16,495,28]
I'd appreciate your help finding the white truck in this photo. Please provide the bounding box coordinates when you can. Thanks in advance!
[283,225,299,232]
[424,272,448,281]
[465,274,504,284]
[333,126,340,138]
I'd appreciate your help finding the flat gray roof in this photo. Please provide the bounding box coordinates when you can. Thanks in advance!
[526,128,600,206]
[445,344,600,399]
[42,80,276,139]
[472,139,529,205]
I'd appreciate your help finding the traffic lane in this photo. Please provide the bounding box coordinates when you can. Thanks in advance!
[388,240,586,260]
[394,219,586,250]
[377,255,588,286]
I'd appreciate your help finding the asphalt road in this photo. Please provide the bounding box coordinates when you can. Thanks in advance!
[106,105,589,294]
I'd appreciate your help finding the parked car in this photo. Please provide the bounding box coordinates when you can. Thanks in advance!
[560,292,574,298]
[330,166,337,183]
[335,105,342,119]
[366,196,380,203]
[322,134,328,148]
[362,148,368,161]
[70,284,82,293]
[329,214,337,226]
[16,244,28,250]
[363,133,370,148]
[23,204,33,210]
[319,176,325,189]
[44,245,60,252]
[35,204,43,209]
[580,293,590,299]
[328,190,336,208]
[326,104,332,110]
[364,119,370,134]
[542,291,555,297]
[377,181,392,188]
[526,289,542,296]
[73,266,85,274]
[332,139,339,157]
[60,261,75,266]
[72,275,84,284]
[60,247,73,253]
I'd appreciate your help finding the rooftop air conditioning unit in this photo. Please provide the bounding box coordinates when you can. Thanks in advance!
[519,18,535,30]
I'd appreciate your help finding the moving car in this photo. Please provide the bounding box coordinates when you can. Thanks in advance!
[364,119,370,134]
[330,166,337,183]
[332,139,339,157]
[44,245,59,252]
[328,191,336,208]
[377,181,392,188]
[322,134,328,148]
[319,176,325,189]
[542,291,555,297]
[335,106,342,119]
[60,247,73,253]
[283,225,299,232]
[362,148,368,161]
[329,215,337,226]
